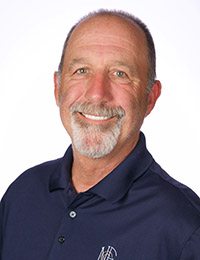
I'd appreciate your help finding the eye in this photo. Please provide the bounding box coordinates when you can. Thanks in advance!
[114,70,127,78]
[75,68,88,74]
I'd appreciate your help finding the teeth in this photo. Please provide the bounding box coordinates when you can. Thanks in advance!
[82,113,110,120]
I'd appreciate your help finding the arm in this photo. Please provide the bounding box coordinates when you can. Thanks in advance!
[0,198,5,260]
[179,226,200,259]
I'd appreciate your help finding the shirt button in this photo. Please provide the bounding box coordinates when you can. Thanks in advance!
[58,236,65,244]
[69,210,77,218]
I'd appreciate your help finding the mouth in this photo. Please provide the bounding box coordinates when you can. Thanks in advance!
[70,102,125,124]
[81,113,112,121]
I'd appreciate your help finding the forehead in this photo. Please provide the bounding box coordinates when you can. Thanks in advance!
[66,15,147,56]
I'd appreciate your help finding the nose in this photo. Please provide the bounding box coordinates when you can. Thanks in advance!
[84,73,112,103]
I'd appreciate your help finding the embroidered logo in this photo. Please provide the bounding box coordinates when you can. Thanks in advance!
[97,246,118,260]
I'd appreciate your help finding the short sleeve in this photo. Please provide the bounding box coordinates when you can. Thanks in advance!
[0,198,5,259]
[179,226,200,259]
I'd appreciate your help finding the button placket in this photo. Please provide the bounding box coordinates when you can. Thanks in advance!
[58,236,65,244]
[69,210,77,218]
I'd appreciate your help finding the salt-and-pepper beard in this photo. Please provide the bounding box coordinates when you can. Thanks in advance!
[70,102,125,158]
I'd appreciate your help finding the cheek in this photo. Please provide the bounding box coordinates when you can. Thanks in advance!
[59,83,85,108]
[113,87,139,112]
[116,90,148,121]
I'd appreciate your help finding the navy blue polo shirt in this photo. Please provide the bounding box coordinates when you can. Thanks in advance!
[1,132,200,259]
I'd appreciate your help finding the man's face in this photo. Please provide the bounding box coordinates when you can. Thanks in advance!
[55,15,154,158]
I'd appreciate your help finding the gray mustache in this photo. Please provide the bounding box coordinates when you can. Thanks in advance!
[70,102,125,119]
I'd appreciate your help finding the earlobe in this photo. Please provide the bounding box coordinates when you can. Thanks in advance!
[54,72,60,107]
[145,80,161,117]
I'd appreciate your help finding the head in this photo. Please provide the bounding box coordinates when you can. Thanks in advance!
[54,10,161,159]
[57,10,157,93]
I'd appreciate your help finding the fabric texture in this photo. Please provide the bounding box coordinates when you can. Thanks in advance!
[1,132,200,259]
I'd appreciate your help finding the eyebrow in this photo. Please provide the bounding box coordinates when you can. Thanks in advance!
[68,58,89,72]
[68,59,136,76]
[113,61,135,75]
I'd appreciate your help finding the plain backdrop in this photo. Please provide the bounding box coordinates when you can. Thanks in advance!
[0,0,200,199]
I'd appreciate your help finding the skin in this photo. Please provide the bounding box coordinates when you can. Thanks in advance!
[54,15,161,193]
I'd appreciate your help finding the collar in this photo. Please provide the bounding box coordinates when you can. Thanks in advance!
[49,146,73,192]
[49,132,154,203]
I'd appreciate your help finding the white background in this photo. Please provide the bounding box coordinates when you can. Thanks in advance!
[0,0,200,199]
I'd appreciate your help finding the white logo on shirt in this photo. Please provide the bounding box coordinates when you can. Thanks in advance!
[97,246,118,260]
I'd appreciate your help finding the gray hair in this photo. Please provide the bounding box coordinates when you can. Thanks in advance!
[57,9,156,93]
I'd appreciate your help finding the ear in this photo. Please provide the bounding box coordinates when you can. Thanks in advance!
[54,72,60,107]
[145,80,161,117]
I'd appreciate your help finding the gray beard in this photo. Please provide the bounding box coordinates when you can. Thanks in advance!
[70,103,125,158]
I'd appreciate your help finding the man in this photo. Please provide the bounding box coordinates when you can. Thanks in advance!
[0,10,200,259]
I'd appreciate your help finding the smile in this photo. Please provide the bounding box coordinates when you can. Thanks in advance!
[81,113,112,121]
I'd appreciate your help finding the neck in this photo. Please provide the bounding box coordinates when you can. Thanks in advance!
[71,135,139,193]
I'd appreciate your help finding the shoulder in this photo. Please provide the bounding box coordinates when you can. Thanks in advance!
[136,160,200,253]
[1,157,63,203]
[142,160,200,238]
[149,160,200,216]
